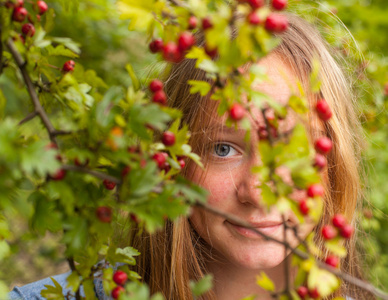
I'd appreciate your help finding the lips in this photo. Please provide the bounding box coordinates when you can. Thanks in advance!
[225,220,283,238]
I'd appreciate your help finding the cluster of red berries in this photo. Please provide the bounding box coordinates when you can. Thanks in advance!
[152,151,185,174]
[45,142,67,181]
[149,79,167,105]
[238,0,288,33]
[149,31,196,63]
[111,270,128,299]
[298,183,325,215]
[322,214,354,240]
[296,286,320,299]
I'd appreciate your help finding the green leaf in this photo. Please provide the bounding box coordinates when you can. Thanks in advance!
[66,271,81,293]
[261,183,277,208]
[29,192,62,234]
[51,37,81,54]
[288,95,308,114]
[256,272,275,292]
[126,64,140,91]
[0,240,10,261]
[325,240,347,258]
[46,45,79,58]
[187,80,212,96]
[110,246,140,265]
[40,277,65,300]
[190,274,213,297]
[308,266,340,298]
[117,0,156,31]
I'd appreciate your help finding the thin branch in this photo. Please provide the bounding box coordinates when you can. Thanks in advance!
[66,258,81,300]
[0,23,3,75]
[61,165,121,184]
[282,215,291,298]
[6,38,57,143]
[18,111,38,125]
[194,200,388,299]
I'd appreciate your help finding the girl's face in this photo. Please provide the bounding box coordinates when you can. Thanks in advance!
[188,54,315,271]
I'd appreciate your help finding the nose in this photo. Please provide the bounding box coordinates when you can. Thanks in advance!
[236,157,262,209]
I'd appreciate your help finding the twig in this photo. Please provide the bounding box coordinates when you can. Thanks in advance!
[61,165,121,184]
[6,38,57,143]
[0,23,3,75]
[282,215,291,298]
[66,258,81,300]
[194,200,388,299]
[18,111,38,125]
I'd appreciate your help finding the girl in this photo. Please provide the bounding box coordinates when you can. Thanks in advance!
[9,13,369,300]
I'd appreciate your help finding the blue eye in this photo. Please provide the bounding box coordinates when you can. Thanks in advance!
[213,144,238,158]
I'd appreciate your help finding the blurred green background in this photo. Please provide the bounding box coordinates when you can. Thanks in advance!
[1,0,388,292]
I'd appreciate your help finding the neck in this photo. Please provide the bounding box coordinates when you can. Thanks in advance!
[207,256,294,300]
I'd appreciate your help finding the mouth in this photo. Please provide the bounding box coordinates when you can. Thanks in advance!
[225,220,283,239]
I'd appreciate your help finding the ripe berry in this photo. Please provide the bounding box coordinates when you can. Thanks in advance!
[163,42,182,63]
[247,0,264,9]
[299,199,309,215]
[332,214,347,229]
[111,286,125,299]
[204,45,218,59]
[22,23,36,37]
[51,169,66,181]
[308,288,320,299]
[315,137,332,155]
[296,286,308,299]
[313,153,327,170]
[202,17,213,30]
[161,161,171,173]
[258,126,268,140]
[113,270,128,286]
[149,79,163,93]
[321,225,337,240]
[162,131,176,146]
[265,13,288,33]
[247,11,261,25]
[121,166,130,178]
[178,158,185,169]
[62,60,75,73]
[152,152,168,169]
[340,224,354,239]
[325,255,339,268]
[149,38,164,53]
[96,206,112,223]
[272,0,287,11]
[36,0,48,15]
[12,6,28,22]
[152,90,167,105]
[188,16,197,30]
[316,99,332,121]
[178,32,195,52]
[229,103,245,121]
[103,179,116,190]
[307,183,324,198]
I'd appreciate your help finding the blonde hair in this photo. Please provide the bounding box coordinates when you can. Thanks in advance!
[121,14,369,299]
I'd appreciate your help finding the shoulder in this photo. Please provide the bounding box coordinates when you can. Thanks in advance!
[8,272,108,300]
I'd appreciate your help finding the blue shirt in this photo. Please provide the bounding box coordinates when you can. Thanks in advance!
[8,272,109,300]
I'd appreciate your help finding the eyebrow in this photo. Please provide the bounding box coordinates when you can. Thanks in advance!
[201,124,247,136]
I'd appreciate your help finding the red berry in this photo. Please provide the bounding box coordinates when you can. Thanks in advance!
[51,169,66,181]
[62,60,75,73]
[332,214,347,229]
[229,103,245,121]
[325,255,339,268]
[178,158,185,169]
[46,142,58,150]
[113,270,128,286]
[121,166,130,178]
[37,0,48,14]
[163,42,182,63]
[313,153,327,170]
[96,206,112,223]
[161,161,171,173]
[315,137,332,154]
[265,13,288,33]
[22,23,36,37]
[258,126,268,140]
[103,179,116,190]
[247,11,261,25]
[308,288,320,299]
[178,32,195,52]
[321,225,337,240]
[296,286,308,299]
[204,45,218,59]
[188,16,197,30]
[152,152,168,169]
[162,131,176,146]
[152,90,167,105]
[12,6,28,22]
[149,38,164,53]
[316,99,332,121]
[307,183,324,198]
[130,213,139,223]
[247,0,265,9]
[202,17,213,30]
[149,79,163,93]
[111,286,125,299]
[340,224,354,239]
[272,0,287,10]
[299,199,309,215]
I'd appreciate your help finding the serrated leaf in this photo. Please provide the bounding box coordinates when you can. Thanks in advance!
[66,271,81,293]
[308,266,340,297]
[325,240,347,258]
[190,274,213,297]
[187,80,212,96]
[47,45,79,58]
[40,277,65,300]
[256,272,275,292]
